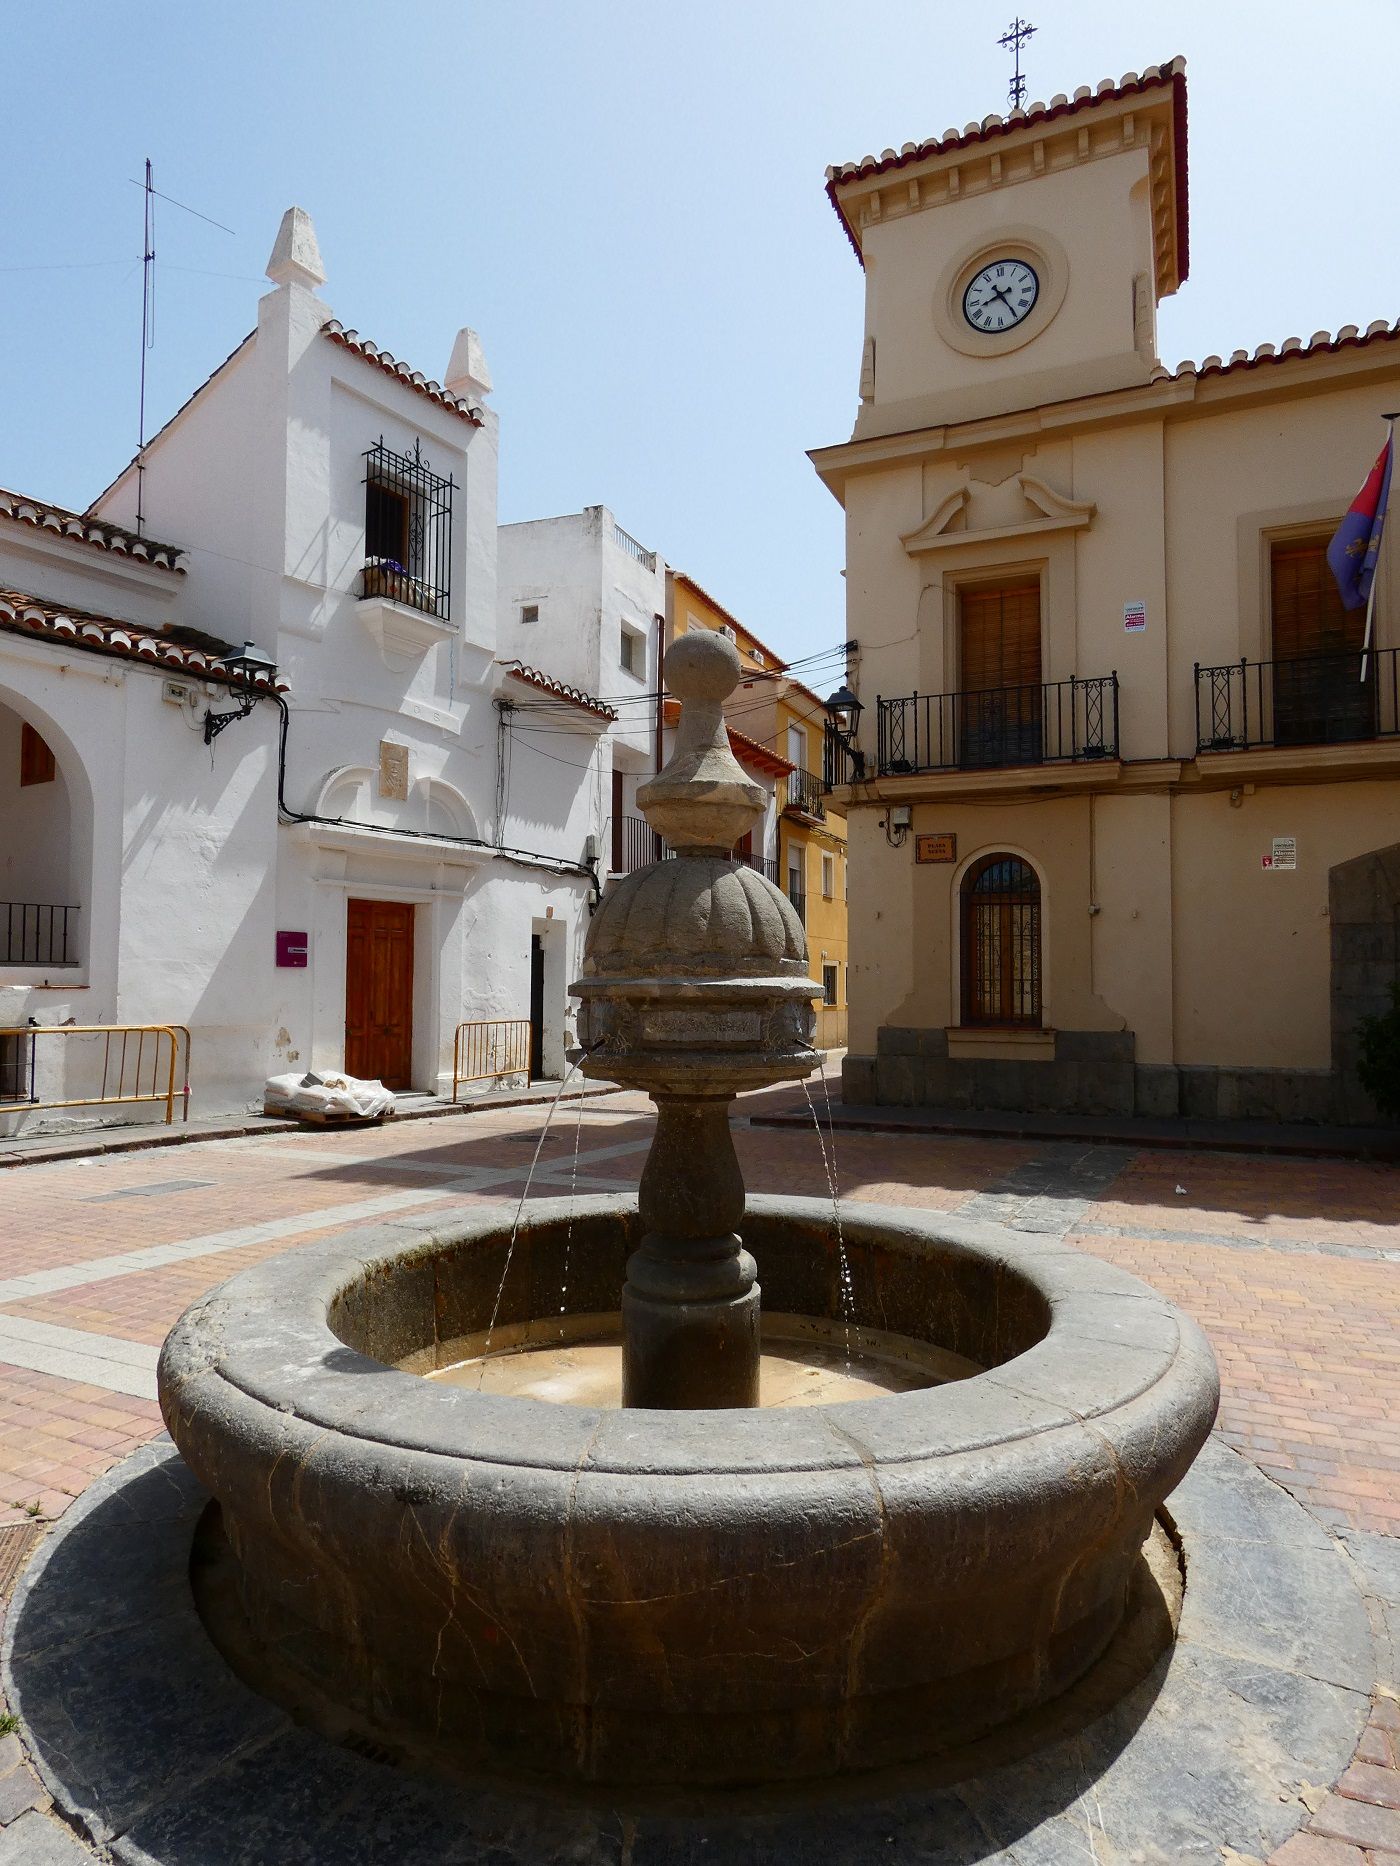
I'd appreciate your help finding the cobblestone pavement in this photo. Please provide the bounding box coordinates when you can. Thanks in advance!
[1,1075,1397,1861]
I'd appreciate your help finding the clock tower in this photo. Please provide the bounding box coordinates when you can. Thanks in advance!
[827,59,1188,438]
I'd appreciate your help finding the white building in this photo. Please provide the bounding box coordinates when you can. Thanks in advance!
[497,509,787,886]
[0,209,606,1129]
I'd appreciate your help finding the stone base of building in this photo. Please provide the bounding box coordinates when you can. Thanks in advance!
[845,1028,1386,1126]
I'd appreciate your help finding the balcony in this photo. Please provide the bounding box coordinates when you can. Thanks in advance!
[875,675,1119,777]
[609,814,661,875]
[785,766,827,821]
[2,902,79,967]
[787,885,807,926]
[1195,648,1399,753]
[737,851,780,884]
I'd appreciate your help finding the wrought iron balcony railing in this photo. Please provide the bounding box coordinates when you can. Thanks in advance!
[1,902,79,966]
[1194,648,1399,753]
[875,675,1119,777]
[785,766,827,819]
[609,814,661,875]
[823,721,865,789]
[787,885,807,926]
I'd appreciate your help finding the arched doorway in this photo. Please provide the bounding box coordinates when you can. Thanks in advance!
[0,698,80,968]
[961,854,1042,1026]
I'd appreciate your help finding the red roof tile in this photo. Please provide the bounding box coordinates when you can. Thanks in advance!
[0,591,285,692]
[0,487,183,572]
[503,663,618,721]
[323,323,483,425]
[825,58,1189,281]
[1157,320,1400,385]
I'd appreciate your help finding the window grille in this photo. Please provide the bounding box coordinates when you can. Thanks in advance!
[962,855,1041,1027]
[361,437,454,619]
[521,604,539,625]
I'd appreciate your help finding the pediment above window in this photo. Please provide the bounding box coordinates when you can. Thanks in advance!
[900,474,1095,557]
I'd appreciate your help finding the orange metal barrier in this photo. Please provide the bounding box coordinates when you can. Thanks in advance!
[0,1023,190,1125]
[452,1019,530,1100]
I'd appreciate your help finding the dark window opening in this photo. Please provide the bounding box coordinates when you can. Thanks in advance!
[961,854,1041,1027]
[361,437,454,619]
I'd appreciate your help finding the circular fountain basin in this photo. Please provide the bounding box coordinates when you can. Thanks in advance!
[157,1193,1218,1787]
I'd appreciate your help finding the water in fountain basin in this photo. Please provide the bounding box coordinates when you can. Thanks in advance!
[475,1056,587,1381]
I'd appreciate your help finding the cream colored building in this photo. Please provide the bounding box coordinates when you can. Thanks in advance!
[813,58,1399,1123]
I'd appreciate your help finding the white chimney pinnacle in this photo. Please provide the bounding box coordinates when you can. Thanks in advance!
[266,207,326,291]
[445,327,492,398]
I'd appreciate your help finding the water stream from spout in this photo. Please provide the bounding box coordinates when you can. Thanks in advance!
[798,1054,854,1370]
[557,1066,590,1318]
[475,1057,585,1382]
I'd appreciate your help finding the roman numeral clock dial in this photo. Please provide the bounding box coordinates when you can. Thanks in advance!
[962,259,1040,333]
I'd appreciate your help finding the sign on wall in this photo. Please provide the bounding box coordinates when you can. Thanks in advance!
[275,931,308,968]
[1123,600,1147,634]
[915,833,958,864]
[1262,837,1297,871]
[379,740,409,801]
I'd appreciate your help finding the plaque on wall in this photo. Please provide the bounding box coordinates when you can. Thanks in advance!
[915,833,957,864]
[379,740,409,801]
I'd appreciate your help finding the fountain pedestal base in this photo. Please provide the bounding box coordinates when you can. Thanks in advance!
[622,1092,760,1409]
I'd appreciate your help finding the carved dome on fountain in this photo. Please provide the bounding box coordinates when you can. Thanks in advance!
[583,857,807,978]
[572,628,819,1092]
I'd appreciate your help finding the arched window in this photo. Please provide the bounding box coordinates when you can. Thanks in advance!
[961,855,1041,1027]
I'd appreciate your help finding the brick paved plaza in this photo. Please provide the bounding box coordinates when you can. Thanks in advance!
[0,1081,1397,1861]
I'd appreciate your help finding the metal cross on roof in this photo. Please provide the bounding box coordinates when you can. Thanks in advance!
[998,16,1036,110]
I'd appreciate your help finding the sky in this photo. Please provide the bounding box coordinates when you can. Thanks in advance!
[6,1,1400,668]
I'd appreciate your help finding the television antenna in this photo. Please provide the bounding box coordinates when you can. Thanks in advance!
[129,163,235,535]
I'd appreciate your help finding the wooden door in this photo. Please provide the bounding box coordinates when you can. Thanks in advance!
[345,899,415,1088]
[959,582,1042,767]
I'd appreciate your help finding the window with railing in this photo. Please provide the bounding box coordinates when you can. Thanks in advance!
[821,962,839,1007]
[876,675,1118,776]
[361,437,454,618]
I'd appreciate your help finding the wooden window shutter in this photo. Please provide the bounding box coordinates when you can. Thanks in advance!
[960,582,1042,692]
[1270,539,1360,660]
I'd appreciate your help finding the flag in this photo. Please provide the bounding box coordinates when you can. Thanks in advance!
[1327,431,1393,611]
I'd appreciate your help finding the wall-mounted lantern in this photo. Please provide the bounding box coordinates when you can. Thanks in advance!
[204,642,278,745]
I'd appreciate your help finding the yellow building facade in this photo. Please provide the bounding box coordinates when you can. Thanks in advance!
[666,572,849,1049]
[814,58,1400,1123]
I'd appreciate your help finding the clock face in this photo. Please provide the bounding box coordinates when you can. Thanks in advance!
[962,259,1040,334]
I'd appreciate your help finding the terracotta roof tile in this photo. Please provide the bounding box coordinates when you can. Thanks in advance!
[0,487,183,572]
[503,663,618,721]
[1155,319,1400,385]
[323,323,483,425]
[0,590,285,692]
[826,58,1189,280]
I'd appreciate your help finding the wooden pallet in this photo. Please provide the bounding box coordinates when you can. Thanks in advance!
[292,1107,394,1128]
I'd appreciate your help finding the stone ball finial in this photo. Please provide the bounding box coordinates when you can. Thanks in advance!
[636,629,765,855]
[665,628,742,703]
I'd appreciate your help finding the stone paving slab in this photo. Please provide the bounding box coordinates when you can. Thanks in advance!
[0,1436,1374,1865]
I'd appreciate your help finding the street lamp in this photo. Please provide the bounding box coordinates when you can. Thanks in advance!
[204,641,278,745]
[823,681,865,781]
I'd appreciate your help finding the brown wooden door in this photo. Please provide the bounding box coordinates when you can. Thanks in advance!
[959,582,1042,767]
[345,899,415,1088]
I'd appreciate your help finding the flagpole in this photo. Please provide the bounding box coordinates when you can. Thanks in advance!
[1363,410,1400,683]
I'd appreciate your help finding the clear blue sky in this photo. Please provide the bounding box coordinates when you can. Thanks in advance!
[6,1,1399,666]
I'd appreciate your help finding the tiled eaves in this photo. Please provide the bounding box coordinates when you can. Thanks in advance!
[661,697,795,779]
[322,323,484,426]
[503,663,618,721]
[825,58,1188,283]
[0,488,183,573]
[0,591,287,693]
[1155,318,1400,385]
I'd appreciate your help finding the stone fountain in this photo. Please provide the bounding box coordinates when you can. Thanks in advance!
[155,632,1219,1788]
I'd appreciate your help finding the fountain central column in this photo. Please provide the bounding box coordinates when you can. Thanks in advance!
[571,629,821,1409]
